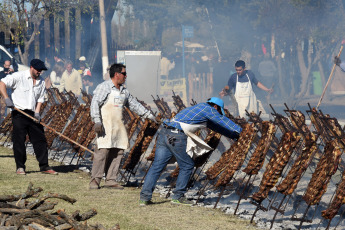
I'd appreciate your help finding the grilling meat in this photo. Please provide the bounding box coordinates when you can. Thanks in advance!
[215,123,257,187]
[251,131,300,203]
[122,118,160,171]
[243,121,276,175]
[321,169,345,219]
[205,123,255,181]
[276,132,317,195]
[303,140,342,205]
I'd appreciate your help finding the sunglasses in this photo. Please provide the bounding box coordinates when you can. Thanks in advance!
[120,72,127,76]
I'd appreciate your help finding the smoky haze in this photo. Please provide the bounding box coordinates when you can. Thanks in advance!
[110,0,345,119]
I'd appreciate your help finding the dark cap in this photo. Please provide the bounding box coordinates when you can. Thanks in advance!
[30,59,48,71]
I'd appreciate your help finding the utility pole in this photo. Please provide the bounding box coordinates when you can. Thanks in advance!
[99,0,109,76]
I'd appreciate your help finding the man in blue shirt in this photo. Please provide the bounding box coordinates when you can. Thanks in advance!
[139,97,241,205]
[220,60,273,118]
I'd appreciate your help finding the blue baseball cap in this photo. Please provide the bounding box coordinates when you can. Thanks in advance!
[207,97,225,115]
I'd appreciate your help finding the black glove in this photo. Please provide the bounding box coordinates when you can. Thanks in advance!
[34,113,41,123]
[94,122,103,134]
[334,56,341,66]
[5,98,14,108]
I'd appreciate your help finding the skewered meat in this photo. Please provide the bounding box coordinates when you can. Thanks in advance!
[289,111,305,131]
[243,121,276,175]
[81,89,92,105]
[303,140,342,205]
[251,132,300,203]
[205,123,255,180]
[321,169,345,219]
[62,105,84,137]
[122,118,160,171]
[214,123,257,187]
[152,96,172,119]
[274,114,293,134]
[276,132,317,195]
[44,100,75,148]
[309,108,332,143]
[172,92,186,112]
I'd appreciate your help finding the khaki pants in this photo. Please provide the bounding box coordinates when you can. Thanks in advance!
[90,145,124,184]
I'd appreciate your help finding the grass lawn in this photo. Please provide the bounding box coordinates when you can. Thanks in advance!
[0,146,258,230]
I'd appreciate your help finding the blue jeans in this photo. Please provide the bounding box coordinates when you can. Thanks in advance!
[140,127,194,201]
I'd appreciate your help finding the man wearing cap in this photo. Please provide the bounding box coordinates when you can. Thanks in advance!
[0,59,58,175]
[139,97,241,205]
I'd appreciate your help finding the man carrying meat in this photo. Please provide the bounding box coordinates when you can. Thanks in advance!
[90,63,156,189]
[139,97,241,205]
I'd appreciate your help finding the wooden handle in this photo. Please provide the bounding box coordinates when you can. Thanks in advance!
[316,45,343,109]
[14,107,95,155]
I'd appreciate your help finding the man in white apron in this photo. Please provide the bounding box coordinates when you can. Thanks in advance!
[139,97,242,205]
[90,63,156,189]
[220,60,273,118]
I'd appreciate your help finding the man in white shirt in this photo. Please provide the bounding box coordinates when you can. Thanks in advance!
[0,59,58,175]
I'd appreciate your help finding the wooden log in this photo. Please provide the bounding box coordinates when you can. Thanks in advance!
[0,208,30,214]
[57,209,82,230]
[55,223,73,230]
[0,183,43,202]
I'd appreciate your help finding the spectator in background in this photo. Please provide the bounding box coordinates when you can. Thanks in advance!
[79,61,92,78]
[334,56,345,72]
[46,62,65,90]
[160,54,175,80]
[0,60,14,120]
[83,75,96,95]
[60,60,82,96]
[0,60,14,79]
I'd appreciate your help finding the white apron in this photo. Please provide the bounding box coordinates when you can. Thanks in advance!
[96,90,129,149]
[234,74,257,118]
[179,122,213,158]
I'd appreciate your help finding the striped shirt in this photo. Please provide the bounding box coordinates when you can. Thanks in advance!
[164,102,242,138]
[90,80,154,123]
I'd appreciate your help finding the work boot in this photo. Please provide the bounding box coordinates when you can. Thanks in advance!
[89,179,100,189]
[104,180,124,190]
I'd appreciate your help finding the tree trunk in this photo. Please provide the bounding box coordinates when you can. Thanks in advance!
[44,15,50,60]
[276,56,287,99]
[35,23,40,59]
[75,8,81,60]
[64,8,70,59]
[54,14,60,57]
[296,41,312,98]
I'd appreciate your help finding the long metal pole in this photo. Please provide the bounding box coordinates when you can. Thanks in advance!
[316,45,343,109]
[99,0,109,76]
[14,108,95,155]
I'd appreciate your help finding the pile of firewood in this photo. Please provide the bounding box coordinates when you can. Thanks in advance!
[0,183,119,230]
